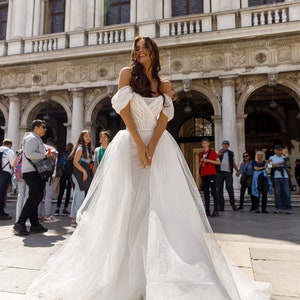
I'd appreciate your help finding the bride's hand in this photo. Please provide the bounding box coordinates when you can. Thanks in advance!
[137,143,150,168]
[146,144,155,166]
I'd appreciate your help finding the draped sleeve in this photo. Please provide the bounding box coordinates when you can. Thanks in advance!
[111,85,133,114]
[162,94,174,121]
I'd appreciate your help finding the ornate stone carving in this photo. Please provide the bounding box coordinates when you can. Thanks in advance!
[80,66,91,81]
[2,74,15,87]
[0,94,9,109]
[64,69,74,82]
[98,68,108,78]
[289,72,300,83]
[203,79,222,104]
[48,70,57,83]
[232,51,246,67]
[182,79,192,92]
[235,77,254,100]
[171,60,183,72]
[210,54,225,69]
[190,55,204,71]
[16,73,25,84]
[278,47,291,62]
[32,74,42,83]
[255,52,267,63]
[268,73,278,86]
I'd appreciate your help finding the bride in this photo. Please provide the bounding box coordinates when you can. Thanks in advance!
[26,36,271,300]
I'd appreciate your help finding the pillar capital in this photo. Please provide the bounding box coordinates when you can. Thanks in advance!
[69,88,85,98]
[219,75,238,87]
[4,93,20,101]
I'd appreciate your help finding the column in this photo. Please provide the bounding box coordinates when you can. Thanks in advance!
[11,0,27,38]
[211,115,222,150]
[236,114,247,165]
[220,76,237,149]
[6,0,13,39]
[33,0,44,36]
[95,0,103,27]
[70,88,84,144]
[25,0,34,37]
[69,0,86,30]
[6,94,21,153]
[220,76,239,189]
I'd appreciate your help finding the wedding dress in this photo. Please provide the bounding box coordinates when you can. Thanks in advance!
[26,86,271,300]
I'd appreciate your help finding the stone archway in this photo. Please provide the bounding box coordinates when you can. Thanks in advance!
[238,77,300,156]
[169,85,220,185]
[22,98,68,153]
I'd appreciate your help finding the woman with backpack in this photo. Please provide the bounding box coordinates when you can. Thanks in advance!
[69,131,93,228]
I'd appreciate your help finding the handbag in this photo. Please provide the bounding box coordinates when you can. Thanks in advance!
[27,156,54,181]
[73,160,93,191]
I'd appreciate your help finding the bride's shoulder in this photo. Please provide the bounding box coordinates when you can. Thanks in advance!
[160,79,172,98]
[118,67,132,88]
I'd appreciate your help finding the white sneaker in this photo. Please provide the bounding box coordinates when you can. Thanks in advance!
[43,215,59,223]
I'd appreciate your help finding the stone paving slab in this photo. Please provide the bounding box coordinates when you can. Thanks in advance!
[1,202,300,299]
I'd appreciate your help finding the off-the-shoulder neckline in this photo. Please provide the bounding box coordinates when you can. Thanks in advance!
[118,85,166,99]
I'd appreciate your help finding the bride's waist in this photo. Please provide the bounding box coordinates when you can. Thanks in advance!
[125,128,154,144]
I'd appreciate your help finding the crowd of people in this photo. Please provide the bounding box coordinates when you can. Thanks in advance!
[0,127,299,227]
[0,121,111,233]
[199,140,297,217]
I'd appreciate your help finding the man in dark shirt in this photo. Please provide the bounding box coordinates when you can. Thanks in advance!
[217,140,239,211]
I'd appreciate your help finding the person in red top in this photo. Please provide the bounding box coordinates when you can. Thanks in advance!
[199,138,221,217]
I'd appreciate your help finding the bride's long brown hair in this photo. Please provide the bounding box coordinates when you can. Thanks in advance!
[129,36,164,98]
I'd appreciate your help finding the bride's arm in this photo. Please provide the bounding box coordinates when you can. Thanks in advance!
[118,68,150,168]
[147,81,173,161]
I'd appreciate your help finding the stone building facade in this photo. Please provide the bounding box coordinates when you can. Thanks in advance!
[0,0,300,184]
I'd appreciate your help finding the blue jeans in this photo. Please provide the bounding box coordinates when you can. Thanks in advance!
[273,178,291,210]
[0,171,12,215]
[217,171,236,209]
[71,174,86,219]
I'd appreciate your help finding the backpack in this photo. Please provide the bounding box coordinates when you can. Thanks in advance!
[62,156,74,177]
[0,150,9,173]
[15,154,23,179]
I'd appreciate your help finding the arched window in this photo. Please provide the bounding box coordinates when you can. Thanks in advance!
[0,1,8,40]
[172,0,203,17]
[44,0,65,34]
[248,0,284,7]
[179,117,213,142]
[105,0,130,26]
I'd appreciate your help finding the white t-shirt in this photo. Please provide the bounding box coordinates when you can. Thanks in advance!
[0,146,15,175]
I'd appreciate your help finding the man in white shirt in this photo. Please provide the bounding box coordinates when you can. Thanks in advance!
[0,139,15,220]
[269,144,292,214]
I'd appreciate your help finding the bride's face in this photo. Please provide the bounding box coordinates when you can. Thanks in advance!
[134,39,151,66]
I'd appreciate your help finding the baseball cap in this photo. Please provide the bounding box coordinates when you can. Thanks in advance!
[222,140,230,145]
[274,144,283,150]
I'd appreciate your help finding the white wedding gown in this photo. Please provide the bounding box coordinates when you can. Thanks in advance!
[26,86,271,300]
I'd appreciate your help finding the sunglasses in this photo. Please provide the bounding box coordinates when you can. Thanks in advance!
[243,155,249,157]
[40,125,47,129]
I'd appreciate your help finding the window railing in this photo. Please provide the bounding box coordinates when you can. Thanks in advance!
[88,24,135,45]
[159,14,212,37]
[1,2,299,57]
[240,2,291,27]
[24,33,68,54]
